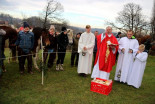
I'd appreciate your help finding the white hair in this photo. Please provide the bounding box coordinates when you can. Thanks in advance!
[49,25,55,30]
[106,26,112,30]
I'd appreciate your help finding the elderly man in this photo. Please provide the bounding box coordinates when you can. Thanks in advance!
[15,22,34,74]
[114,30,139,83]
[78,25,95,77]
[91,26,118,80]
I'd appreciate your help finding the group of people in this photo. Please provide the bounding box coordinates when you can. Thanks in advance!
[15,22,70,73]
[0,22,148,88]
[78,25,148,89]
[0,22,69,75]
[114,31,148,88]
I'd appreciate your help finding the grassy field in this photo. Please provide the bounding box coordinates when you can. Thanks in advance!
[0,49,155,104]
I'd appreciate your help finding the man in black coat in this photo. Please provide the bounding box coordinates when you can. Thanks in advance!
[56,27,69,71]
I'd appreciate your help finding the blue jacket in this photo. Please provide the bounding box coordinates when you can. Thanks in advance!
[15,31,34,53]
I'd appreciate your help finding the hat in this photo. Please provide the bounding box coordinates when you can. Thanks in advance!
[61,27,67,32]
[23,22,30,28]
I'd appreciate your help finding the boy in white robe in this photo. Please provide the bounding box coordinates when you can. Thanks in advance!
[127,44,148,88]
[114,30,139,83]
[77,25,95,77]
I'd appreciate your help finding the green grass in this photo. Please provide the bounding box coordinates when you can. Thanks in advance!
[0,48,155,104]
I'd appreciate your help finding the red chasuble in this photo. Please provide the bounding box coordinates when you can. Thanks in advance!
[94,33,119,73]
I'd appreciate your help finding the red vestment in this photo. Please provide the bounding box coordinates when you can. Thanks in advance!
[94,33,118,73]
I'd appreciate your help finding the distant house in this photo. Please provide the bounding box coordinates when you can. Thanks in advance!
[0,21,9,26]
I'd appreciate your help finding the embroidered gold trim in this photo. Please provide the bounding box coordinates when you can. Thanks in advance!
[105,41,110,63]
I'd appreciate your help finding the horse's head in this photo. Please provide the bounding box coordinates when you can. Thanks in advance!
[67,29,74,44]
[41,28,48,37]
[0,26,18,44]
[41,28,50,46]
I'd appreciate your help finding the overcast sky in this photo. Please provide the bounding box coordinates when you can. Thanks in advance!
[0,0,154,28]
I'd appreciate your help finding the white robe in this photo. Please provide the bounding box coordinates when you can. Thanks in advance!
[91,33,116,80]
[77,32,95,74]
[127,52,148,88]
[114,37,139,83]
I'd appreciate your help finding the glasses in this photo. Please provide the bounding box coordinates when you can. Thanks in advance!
[127,33,133,35]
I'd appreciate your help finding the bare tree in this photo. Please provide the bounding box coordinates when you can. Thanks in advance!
[42,0,64,29]
[23,16,43,28]
[108,3,149,37]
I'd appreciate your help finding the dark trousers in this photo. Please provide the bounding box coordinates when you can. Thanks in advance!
[93,51,97,63]
[116,52,119,61]
[56,48,66,65]
[18,48,32,72]
[43,49,56,68]
[9,46,17,61]
[0,59,5,71]
[71,51,79,66]
[0,53,5,70]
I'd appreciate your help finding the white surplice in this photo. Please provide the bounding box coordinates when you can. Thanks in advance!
[77,32,95,74]
[114,37,139,83]
[127,52,148,88]
[91,33,116,80]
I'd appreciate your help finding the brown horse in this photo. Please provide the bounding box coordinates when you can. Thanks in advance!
[0,26,51,71]
[32,27,50,71]
[0,26,18,62]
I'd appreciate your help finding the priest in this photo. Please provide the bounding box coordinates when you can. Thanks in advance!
[77,25,95,77]
[91,26,118,80]
[114,30,139,83]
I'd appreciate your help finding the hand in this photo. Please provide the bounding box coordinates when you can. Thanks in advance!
[128,49,133,53]
[10,44,16,46]
[109,45,115,49]
[137,51,140,54]
[137,50,141,54]
[121,48,125,54]
[83,47,87,51]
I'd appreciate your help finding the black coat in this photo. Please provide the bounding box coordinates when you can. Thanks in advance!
[57,32,69,50]
[0,34,5,65]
